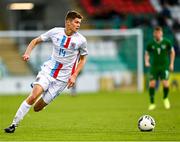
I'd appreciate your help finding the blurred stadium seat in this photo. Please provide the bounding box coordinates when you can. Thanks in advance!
[0,38,31,75]
[80,0,156,16]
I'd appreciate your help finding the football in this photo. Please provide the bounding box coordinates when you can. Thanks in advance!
[138,115,155,131]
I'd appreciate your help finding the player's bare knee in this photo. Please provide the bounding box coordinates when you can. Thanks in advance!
[27,95,37,105]
[149,81,155,88]
[32,89,39,97]
[163,83,169,88]
[26,97,35,105]
[162,80,169,87]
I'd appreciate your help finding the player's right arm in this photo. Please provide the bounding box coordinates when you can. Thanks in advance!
[23,37,43,61]
[145,51,150,67]
[145,42,151,67]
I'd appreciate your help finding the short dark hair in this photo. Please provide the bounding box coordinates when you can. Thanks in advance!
[154,26,162,31]
[65,11,83,21]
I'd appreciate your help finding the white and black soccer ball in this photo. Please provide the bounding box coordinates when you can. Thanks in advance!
[138,115,155,131]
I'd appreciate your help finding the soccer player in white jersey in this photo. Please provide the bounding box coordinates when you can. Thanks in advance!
[4,11,88,133]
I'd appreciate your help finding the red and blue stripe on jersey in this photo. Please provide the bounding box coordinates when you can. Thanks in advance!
[50,61,63,78]
[50,36,76,78]
[50,35,71,78]
[60,35,71,48]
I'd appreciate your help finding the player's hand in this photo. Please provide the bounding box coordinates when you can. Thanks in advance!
[22,54,30,61]
[169,64,174,71]
[145,61,150,67]
[67,74,77,89]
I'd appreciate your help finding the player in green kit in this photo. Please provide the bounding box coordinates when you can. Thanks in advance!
[145,26,175,110]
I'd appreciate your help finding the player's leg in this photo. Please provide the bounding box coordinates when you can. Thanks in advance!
[148,80,156,110]
[161,69,170,109]
[34,80,67,112]
[4,84,44,133]
[148,68,158,110]
[33,97,47,112]
[162,80,169,99]
[4,71,50,133]
[162,80,170,109]
[26,84,44,105]
[14,84,44,124]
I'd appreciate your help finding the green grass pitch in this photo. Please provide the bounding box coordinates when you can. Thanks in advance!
[0,90,180,141]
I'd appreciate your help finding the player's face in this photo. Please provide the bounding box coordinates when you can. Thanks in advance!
[153,30,163,41]
[68,18,81,33]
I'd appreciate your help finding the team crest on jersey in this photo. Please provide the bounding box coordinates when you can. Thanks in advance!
[161,45,166,49]
[69,42,76,49]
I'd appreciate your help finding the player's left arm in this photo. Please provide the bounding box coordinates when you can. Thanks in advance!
[169,48,175,71]
[167,39,175,71]
[67,37,88,88]
[67,55,87,89]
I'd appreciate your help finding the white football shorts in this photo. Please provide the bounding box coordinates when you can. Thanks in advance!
[33,71,67,104]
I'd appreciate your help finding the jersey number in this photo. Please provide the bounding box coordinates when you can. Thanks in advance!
[59,48,66,57]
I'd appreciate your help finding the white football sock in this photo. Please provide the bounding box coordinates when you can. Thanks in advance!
[12,100,31,126]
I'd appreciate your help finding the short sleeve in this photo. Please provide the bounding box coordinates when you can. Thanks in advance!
[146,42,151,53]
[40,28,56,41]
[79,38,88,56]
[166,39,173,51]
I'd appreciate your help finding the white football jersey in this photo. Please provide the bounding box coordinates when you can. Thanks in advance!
[39,27,88,82]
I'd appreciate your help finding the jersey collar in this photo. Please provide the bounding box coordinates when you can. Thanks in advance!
[154,37,163,43]
[64,28,76,37]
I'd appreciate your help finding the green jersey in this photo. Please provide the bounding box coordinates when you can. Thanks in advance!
[146,37,173,69]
